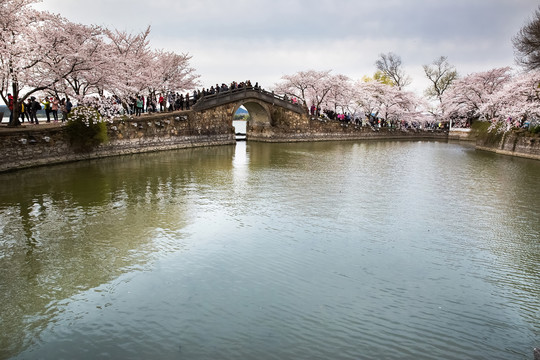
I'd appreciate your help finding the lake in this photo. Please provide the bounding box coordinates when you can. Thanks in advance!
[0,133,539,359]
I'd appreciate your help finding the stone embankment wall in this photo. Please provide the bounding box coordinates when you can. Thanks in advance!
[0,111,235,172]
[448,128,475,141]
[476,130,540,161]
[248,110,449,142]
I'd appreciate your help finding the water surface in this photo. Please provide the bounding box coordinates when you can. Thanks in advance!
[1,137,539,360]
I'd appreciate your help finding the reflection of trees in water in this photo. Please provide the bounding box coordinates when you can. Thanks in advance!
[0,145,235,357]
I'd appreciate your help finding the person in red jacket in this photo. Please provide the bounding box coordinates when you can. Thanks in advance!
[158,94,165,112]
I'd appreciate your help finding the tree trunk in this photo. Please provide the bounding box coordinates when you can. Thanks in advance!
[9,106,21,127]
[8,83,21,127]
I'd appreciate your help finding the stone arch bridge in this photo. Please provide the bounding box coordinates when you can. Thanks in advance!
[191,87,310,141]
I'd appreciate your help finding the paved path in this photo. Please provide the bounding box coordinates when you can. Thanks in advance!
[0,121,65,133]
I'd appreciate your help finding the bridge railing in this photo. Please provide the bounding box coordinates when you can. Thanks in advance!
[197,86,282,102]
[191,86,305,114]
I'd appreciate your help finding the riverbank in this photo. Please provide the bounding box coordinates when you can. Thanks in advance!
[2,112,539,173]
[0,111,235,173]
[473,124,540,161]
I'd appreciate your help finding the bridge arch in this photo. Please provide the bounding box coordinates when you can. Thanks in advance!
[233,100,272,127]
[192,88,309,141]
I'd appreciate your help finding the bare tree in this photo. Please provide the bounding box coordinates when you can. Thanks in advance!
[513,6,540,71]
[423,56,458,103]
[375,52,411,90]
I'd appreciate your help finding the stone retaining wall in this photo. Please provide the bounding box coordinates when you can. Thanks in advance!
[449,128,475,141]
[248,115,449,142]
[0,111,235,173]
[476,130,540,161]
[9,107,539,173]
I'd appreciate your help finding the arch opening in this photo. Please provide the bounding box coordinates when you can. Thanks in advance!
[233,101,271,141]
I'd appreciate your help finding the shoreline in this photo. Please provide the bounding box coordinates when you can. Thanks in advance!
[1,113,539,173]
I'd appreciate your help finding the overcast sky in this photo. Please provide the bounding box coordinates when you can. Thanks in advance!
[35,0,538,95]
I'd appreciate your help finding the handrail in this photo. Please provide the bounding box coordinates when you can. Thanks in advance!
[198,87,279,101]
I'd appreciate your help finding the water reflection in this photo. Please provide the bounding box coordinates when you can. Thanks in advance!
[0,140,539,359]
[0,146,235,357]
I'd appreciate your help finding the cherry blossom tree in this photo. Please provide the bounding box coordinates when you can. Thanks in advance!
[274,70,352,113]
[481,70,540,129]
[0,0,112,124]
[320,74,353,114]
[103,26,154,104]
[0,0,53,125]
[96,26,200,114]
[0,0,200,123]
[440,67,513,127]
[353,80,387,120]
[146,50,200,100]
[49,22,109,99]
[353,79,425,127]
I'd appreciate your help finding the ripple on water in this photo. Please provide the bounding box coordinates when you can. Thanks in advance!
[2,140,540,360]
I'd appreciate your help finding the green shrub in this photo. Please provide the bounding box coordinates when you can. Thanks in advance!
[64,107,108,152]
[530,125,540,134]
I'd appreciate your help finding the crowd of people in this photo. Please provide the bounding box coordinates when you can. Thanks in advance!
[119,80,260,117]
[123,92,193,117]
[3,80,263,124]
[5,93,73,125]
[111,80,259,116]
[307,106,449,130]
[201,80,259,97]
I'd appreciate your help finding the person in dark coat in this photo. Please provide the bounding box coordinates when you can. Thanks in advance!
[29,97,41,124]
